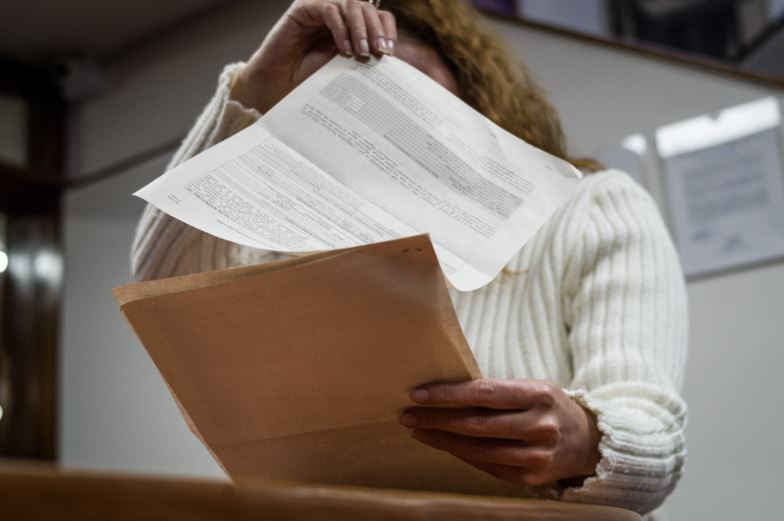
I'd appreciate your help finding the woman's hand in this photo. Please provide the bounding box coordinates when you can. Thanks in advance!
[399,379,602,487]
[232,0,397,114]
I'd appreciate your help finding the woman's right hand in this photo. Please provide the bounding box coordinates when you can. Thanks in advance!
[232,0,398,114]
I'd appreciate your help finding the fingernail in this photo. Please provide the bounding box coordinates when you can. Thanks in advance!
[399,412,418,427]
[387,40,395,54]
[359,38,370,56]
[411,389,429,403]
[375,36,388,54]
[343,39,353,56]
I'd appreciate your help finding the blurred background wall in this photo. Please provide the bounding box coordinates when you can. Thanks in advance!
[2,0,778,520]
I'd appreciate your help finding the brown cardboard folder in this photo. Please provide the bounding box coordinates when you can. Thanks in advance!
[114,235,530,497]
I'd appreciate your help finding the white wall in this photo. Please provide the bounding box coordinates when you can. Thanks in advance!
[61,3,784,520]
[61,155,224,477]
[770,0,784,18]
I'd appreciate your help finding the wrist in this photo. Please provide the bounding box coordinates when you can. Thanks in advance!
[230,65,284,115]
[573,398,602,478]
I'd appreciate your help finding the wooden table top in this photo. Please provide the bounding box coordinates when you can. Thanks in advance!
[0,465,641,521]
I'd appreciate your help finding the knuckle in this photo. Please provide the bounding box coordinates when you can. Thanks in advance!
[539,417,561,438]
[530,451,554,471]
[518,472,548,487]
[464,414,488,434]
[531,381,556,406]
[516,471,538,487]
[379,10,395,23]
[475,379,496,404]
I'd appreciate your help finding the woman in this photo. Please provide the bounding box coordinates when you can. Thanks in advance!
[132,1,688,518]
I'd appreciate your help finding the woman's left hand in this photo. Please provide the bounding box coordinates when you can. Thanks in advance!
[399,378,602,487]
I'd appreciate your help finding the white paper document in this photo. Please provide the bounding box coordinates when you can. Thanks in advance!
[658,97,784,277]
[136,56,582,290]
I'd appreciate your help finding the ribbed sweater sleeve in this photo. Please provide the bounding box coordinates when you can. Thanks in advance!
[558,174,689,515]
[131,62,267,281]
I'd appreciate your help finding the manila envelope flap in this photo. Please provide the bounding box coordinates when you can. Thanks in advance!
[113,235,538,497]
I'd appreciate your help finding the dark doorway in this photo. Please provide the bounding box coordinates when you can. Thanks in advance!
[0,59,65,461]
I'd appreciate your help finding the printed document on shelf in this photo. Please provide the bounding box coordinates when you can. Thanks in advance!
[135,55,582,291]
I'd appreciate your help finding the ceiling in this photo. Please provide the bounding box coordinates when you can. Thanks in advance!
[0,0,234,64]
[2,0,782,80]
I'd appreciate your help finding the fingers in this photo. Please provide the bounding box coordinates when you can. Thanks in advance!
[401,407,564,447]
[378,10,397,53]
[411,429,555,478]
[343,0,370,56]
[411,379,558,409]
[400,408,529,440]
[320,0,393,58]
[361,1,391,55]
[322,3,352,56]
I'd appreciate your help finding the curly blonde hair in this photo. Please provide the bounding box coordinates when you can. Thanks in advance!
[384,0,600,172]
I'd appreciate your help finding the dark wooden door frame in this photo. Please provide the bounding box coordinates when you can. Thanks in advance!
[0,57,65,462]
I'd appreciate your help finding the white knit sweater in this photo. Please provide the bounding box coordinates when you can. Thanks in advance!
[131,64,688,519]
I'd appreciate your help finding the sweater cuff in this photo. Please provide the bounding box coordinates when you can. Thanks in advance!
[214,61,263,143]
[557,389,684,515]
[561,389,619,492]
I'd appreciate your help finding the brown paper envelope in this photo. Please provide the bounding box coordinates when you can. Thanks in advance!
[114,248,344,305]
[114,235,538,497]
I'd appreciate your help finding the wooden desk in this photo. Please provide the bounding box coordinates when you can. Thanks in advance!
[0,466,641,520]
